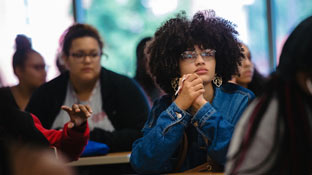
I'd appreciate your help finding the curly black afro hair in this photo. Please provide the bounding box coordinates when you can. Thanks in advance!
[147,10,243,95]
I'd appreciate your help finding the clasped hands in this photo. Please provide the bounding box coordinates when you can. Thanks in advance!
[174,74,207,113]
[61,104,93,128]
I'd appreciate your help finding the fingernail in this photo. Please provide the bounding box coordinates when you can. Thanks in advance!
[68,122,74,128]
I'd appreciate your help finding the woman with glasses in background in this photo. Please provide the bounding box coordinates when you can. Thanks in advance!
[130,10,255,174]
[26,23,150,158]
[0,34,47,111]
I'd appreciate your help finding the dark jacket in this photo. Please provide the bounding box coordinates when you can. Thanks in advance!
[26,67,150,152]
[0,87,47,145]
[0,87,19,109]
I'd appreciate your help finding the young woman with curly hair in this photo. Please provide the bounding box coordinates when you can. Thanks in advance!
[130,10,255,174]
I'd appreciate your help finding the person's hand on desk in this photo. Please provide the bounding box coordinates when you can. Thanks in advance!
[62,104,92,128]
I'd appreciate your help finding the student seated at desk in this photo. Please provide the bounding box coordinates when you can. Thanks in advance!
[230,43,266,97]
[0,101,92,161]
[130,10,254,174]
[225,15,312,175]
[26,23,150,154]
[0,34,46,111]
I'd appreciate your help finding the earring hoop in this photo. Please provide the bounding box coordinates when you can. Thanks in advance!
[213,75,223,87]
[171,77,179,92]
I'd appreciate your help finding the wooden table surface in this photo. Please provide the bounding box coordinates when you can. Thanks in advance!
[67,151,131,166]
[168,173,224,175]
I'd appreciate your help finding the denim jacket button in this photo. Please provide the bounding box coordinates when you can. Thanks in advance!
[176,112,182,119]
[193,121,199,127]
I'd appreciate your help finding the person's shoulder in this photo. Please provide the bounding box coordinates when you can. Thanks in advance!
[101,67,132,81]
[220,82,255,100]
[0,86,11,94]
[149,94,171,117]
[37,72,69,91]
[0,87,14,102]
[45,72,69,86]
[152,94,171,109]
[0,87,18,109]
[28,73,69,102]
[155,94,171,104]
[100,67,138,88]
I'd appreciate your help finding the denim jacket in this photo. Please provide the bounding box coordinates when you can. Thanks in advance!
[130,83,255,174]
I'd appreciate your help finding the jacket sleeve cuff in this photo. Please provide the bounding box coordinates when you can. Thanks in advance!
[64,121,90,139]
[191,102,216,127]
[165,102,192,127]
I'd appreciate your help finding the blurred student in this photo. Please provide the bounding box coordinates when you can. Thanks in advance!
[0,35,91,161]
[0,140,75,175]
[0,97,92,161]
[134,36,163,106]
[226,16,312,175]
[0,34,46,111]
[230,43,266,97]
[26,23,150,153]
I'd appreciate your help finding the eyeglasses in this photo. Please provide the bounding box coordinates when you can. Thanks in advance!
[180,49,216,62]
[70,52,102,62]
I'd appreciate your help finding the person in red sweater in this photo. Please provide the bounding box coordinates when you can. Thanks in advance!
[0,103,92,161]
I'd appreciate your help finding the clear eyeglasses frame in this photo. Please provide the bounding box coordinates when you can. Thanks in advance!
[180,49,216,62]
[69,52,102,62]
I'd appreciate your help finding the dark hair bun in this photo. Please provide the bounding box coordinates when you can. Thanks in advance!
[15,34,32,51]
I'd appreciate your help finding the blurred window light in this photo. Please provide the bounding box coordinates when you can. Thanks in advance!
[241,0,255,5]
[0,0,73,86]
[191,0,269,75]
[191,0,248,42]
[116,0,129,5]
[143,0,178,16]
[83,0,92,9]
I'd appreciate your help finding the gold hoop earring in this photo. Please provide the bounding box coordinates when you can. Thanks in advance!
[171,77,179,92]
[213,75,223,87]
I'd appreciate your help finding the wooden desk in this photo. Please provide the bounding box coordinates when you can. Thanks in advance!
[68,152,131,166]
[168,173,224,175]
